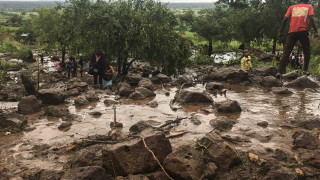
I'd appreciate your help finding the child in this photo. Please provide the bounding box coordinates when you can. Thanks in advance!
[241,50,252,72]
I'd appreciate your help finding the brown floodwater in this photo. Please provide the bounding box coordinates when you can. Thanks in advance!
[0,80,320,173]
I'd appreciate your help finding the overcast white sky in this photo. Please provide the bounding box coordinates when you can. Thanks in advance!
[0,0,215,2]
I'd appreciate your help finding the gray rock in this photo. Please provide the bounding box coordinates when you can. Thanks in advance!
[67,81,88,92]
[204,67,249,83]
[259,76,283,87]
[209,116,237,132]
[292,131,318,150]
[138,78,155,91]
[286,76,319,88]
[18,95,41,115]
[300,150,320,169]
[69,145,103,168]
[282,70,299,80]
[264,166,297,180]
[61,166,109,180]
[273,149,287,161]
[74,96,90,106]
[127,74,142,86]
[174,90,213,104]
[252,66,278,77]
[58,122,72,131]
[102,130,172,176]
[147,100,158,108]
[205,82,224,91]
[37,89,66,105]
[163,145,217,180]
[177,75,193,86]
[118,82,132,97]
[21,74,36,95]
[46,106,69,117]
[0,113,27,130]
[257,121,269,128]
[152,73,172,84]
[272,87,293,95]
[129,121,152,134]
[85,91,99,102]
[104,99,118,107]
[214,100,242,113]
[297,117,320,130]
[66,88,80,97]
[135,87,156,97]
[128,91,146,100]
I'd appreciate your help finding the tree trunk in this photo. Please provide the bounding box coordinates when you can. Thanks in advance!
[272,37,277,54]
[208,40,213,57]
[61,46,66,63]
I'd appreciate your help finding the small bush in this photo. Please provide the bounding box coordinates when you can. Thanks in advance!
[192,54,213,65]
[0,61,16,70]
[0,38,33,60]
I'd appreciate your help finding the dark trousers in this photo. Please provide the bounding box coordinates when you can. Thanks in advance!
[93,73,103,85]
[278,31,310,74]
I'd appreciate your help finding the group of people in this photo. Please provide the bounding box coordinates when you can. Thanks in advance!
[289,52,304,70]
[54,56,84,78]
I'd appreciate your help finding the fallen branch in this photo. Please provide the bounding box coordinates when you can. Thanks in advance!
[167,131,188,138]
[141,136,173,180]
[158,116,187,129]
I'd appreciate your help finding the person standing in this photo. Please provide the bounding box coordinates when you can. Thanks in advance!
[89,50,107,87]
[276,0,318,78]
[241,50,252,72]
[78,55,84,77]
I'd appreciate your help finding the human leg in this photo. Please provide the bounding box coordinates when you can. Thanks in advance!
[298,31,311,73]
[278,33,297,74]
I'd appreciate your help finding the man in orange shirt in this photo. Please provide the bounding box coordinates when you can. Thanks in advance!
[277,0,318,78]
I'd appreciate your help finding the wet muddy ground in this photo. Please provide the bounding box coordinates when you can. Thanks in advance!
[0,59,320,178]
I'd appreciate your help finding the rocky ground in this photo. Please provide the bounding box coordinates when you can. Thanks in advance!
[0,59,320,180]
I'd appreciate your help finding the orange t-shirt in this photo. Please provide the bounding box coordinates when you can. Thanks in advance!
[285,4,314,33]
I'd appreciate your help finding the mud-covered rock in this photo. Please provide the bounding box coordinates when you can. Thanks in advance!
[163,145,217,180]
[115,174,149,180]
[66,88,80,97]
[69,145,103,168]
[300,150,320,169]
[292,131,318,150]
[264,165,297,180]
[102,130,172,176]
[74,96,90,106]
[282,70,299,80]
[152,73,172,84]
[214,100,241,113]
[135,87,156,97]
[61,166,109,180]
[37,89,66,105]
[118,82,132,97]
[252,66,278,77]
[273,149,288,161]
[129,121,152,134]
[196,133,242,170]
[177,75,193,86]
[138,78,154,91]
[147,100,158,108]
[58,122,72,131]
[127,73,142,86]
[272,87,293,95]
[286,76,319,88]
[259,76,283,87]
[209,116,237,132]
[104,99,118,107]
[174,90,213,104]
[67,80,88,92]
[0,113,27,130]
[85,91,100,102]
[18,95,41,115]
[204,67,249,83]
[297,117,320,130]
[128,91,146,100]
[45,106,69,117]
[205,82,224,91]
[21,74,36,95]
[257,121,269,128]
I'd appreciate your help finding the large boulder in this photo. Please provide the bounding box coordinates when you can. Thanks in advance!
[118,82,132,97]
[18,95,41,115]
[214,100,242,113]
[163,145,217,180]
[174,90,213,104]
[138,78,155,91]
[37,89,66,105]
[209,116,237,132]
[45,106,69,117]
[252,66,278,76]
[259,76,283,87]
[21,74,37,95]
[0,113,27,130]
[196,133,242,170]
[127,74,142,86]
[102,130,172,176]
[61,166,109,180]
[285,76,319,88]
[204,68,249,83]
[135,87,156,97]
[152,73,172,84]
[69,145,103,168]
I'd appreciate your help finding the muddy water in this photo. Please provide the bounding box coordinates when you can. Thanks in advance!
[1,82,320,173]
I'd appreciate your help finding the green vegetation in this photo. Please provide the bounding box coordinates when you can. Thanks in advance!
[0,38,32,60]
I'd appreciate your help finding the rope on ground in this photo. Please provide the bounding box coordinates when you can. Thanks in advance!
[140,135,174,180]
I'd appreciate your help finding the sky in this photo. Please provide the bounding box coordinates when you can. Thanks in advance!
[0,0,216,2]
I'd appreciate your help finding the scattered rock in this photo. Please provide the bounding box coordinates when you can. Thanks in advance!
[85,91,99,102]
[127,74,142,86]
[204,67,249,83]
[128,91,146,100]
[89,111,102,117]
[21,74,37,95]
[18,95,41,115]
[286,76,319,88]
[74,96,90,106]
[66,88,80,97]
[45,106,69,117]
[165,91,170,96]
[292,131,318,150]
[177,75,193,86]
[58,122,72,131]
[102,130,172,176]
[209,116,237,132]
[163,145,217,180]
[69,145,103,168]
[37,89,66,105]
[61,166,109,180]
[190,116,201,125]
[214,100,241,113]
[0,113,27,130]
[297,117,320,130]
[129,121,152,134]
[135,87,156,97]
[147,100,158,108]
[174,90,213,104]
[138,78,155,91]
[282,70,299,80]
[273,149,288,161]
[257,121,268,128]
[252,66,278,77]
[118,82,132,97]
[152,73,172,84]
[67,81,88,92]
[264,165,298,180]
[259,76,283,87]
[272,87,293,95]
[104,99,118,107]
[205,82,224,91]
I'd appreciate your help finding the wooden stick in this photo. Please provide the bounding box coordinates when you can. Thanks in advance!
[141,136,173,180]
[158,117,187,129]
